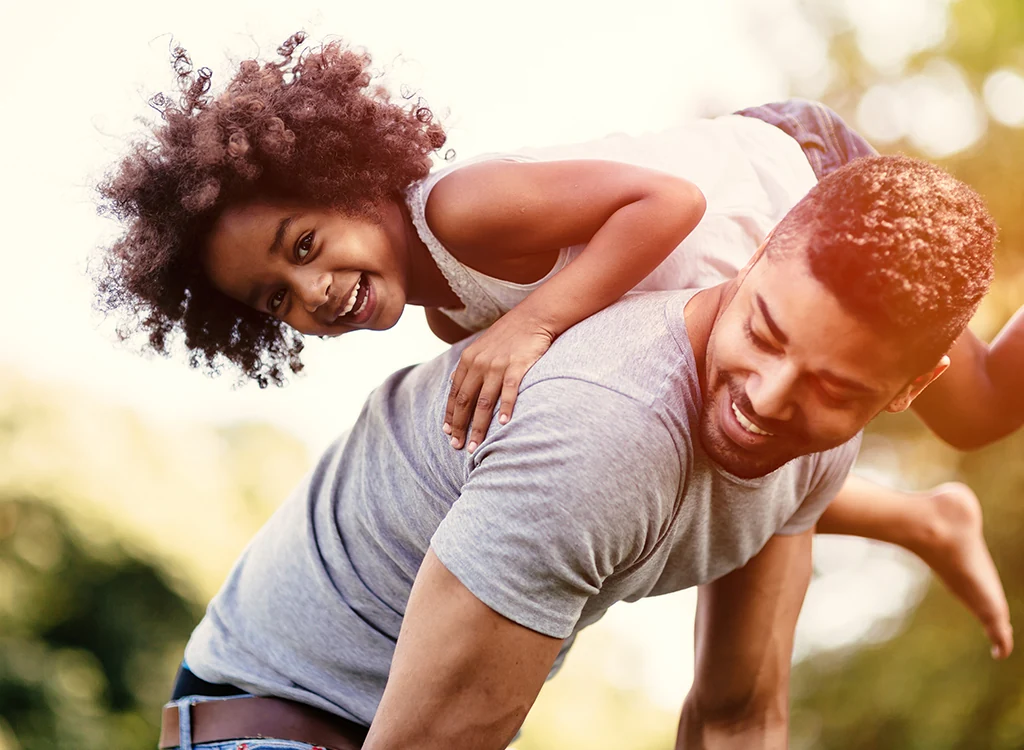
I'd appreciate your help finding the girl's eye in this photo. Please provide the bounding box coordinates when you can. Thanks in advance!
[268,289,286,313]
[296,231,315,261]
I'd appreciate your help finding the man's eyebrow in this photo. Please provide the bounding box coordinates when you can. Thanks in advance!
[818,369,871,394]
[755,294,789,345]
[246,215,295,308]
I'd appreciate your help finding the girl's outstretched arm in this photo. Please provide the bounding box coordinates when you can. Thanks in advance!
[428,159,707,451]
[911,305,1024,450]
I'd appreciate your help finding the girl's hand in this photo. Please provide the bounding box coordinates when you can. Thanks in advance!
[443,312,555,452]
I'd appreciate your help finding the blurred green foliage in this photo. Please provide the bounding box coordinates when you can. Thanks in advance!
[0,373,309,749]
[784,0,1024,747]
[4,2,1024,747]
[0,497,200,750]
[791,430,1024,749]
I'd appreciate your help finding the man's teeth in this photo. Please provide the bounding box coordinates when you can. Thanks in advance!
[732,402,773,436]
[340,280,361,316]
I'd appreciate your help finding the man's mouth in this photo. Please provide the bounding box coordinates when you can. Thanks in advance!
[717,393,777,452]
[730,400,774,436]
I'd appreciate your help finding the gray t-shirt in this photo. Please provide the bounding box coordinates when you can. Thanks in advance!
[184,290,860,726]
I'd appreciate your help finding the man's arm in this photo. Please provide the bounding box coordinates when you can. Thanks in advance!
[677,531,813,750]
[363,379,681,748]
[363,550,563,750]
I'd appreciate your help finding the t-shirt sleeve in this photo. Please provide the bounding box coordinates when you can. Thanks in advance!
[776,432,863,536]
[430,379,684,639]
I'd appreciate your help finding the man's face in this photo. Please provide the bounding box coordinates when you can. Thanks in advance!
[700,251,936,479]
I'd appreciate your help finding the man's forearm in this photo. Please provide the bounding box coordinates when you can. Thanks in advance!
[676,695,788,750]
[677,533,812,750]
[363,550,562,750]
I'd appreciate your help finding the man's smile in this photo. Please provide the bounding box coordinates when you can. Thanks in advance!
[719,394,775,451]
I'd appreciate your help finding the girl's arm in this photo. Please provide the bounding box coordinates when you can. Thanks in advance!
[428,159,706,451]
[425,307,475,345]
[912,305,1024,450]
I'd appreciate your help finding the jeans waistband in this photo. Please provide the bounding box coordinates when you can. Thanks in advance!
[735,98,877,180]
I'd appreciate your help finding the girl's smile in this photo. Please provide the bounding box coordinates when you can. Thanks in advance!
[202,200,416,337]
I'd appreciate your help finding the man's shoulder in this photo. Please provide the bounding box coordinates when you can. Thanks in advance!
[813,432,863,472]
[815,431,863,482]
[519,291,696,406]
[773,431,862,492]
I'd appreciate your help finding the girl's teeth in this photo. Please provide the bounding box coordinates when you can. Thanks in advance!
[352,290,368,316]
[341,281,360,316]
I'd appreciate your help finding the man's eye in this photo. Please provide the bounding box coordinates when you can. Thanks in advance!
[818,383,853,406]
[745,322,777,353]
[268,289,286,312]
[296,231,315,261]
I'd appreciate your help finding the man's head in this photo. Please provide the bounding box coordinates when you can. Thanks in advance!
[701,155,997,479]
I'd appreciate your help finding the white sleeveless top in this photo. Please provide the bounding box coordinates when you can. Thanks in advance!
[404,114,818,332]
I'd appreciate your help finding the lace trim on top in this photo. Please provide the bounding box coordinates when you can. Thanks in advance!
[404,182,503,332]
[405,154,544,332]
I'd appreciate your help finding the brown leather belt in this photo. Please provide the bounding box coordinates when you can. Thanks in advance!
[159,695,368,750]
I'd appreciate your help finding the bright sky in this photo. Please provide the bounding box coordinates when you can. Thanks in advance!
[1,0,794,455]
[0,0,968,714]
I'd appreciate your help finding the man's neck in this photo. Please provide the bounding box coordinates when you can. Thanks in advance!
[683,282,730,399]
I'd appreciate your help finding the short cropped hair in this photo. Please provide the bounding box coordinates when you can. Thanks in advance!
[767,155,997,369]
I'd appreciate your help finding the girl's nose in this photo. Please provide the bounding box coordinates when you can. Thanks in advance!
[297,270,333,314]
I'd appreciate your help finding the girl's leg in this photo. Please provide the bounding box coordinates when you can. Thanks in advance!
[816,475,1013,659]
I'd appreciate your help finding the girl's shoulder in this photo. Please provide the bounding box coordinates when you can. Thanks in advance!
[413,152,537,198]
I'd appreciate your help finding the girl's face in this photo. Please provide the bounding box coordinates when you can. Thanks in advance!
[203,199,411,337]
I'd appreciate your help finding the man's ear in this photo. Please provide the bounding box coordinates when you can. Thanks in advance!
[885,355,950,413]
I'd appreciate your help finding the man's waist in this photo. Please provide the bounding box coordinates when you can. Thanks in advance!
[165,667,368,750]
[160,694,368,750]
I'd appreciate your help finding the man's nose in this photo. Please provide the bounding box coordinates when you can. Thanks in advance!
[296,270,333,314]
[745,362,798,424]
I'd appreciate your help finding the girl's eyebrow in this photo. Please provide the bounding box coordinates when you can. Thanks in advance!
[245,215,296,308]
[268,215,296,257]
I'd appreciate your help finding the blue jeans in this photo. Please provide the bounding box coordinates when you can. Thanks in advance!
[736,98,877,179]
[166,695,319,750]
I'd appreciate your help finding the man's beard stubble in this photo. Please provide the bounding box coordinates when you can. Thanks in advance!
[696,373,806,480]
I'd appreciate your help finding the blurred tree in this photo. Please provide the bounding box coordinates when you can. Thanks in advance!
[0,496,202,750]
[0,372,311,748]
[790,430,1024,749]
[743,0,1024,746]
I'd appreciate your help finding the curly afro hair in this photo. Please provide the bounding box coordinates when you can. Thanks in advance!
[767,154,997,370]
[97,32,447,386]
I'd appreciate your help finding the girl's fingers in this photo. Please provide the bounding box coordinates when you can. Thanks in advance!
[448,370,485,450]
[443,358,472,436]
[467,370,504,453]
[497,364,529,427]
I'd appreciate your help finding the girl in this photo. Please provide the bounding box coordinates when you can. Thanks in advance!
[99,34,1018,657]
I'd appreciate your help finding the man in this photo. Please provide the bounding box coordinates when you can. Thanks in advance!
[157,145,996,750]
